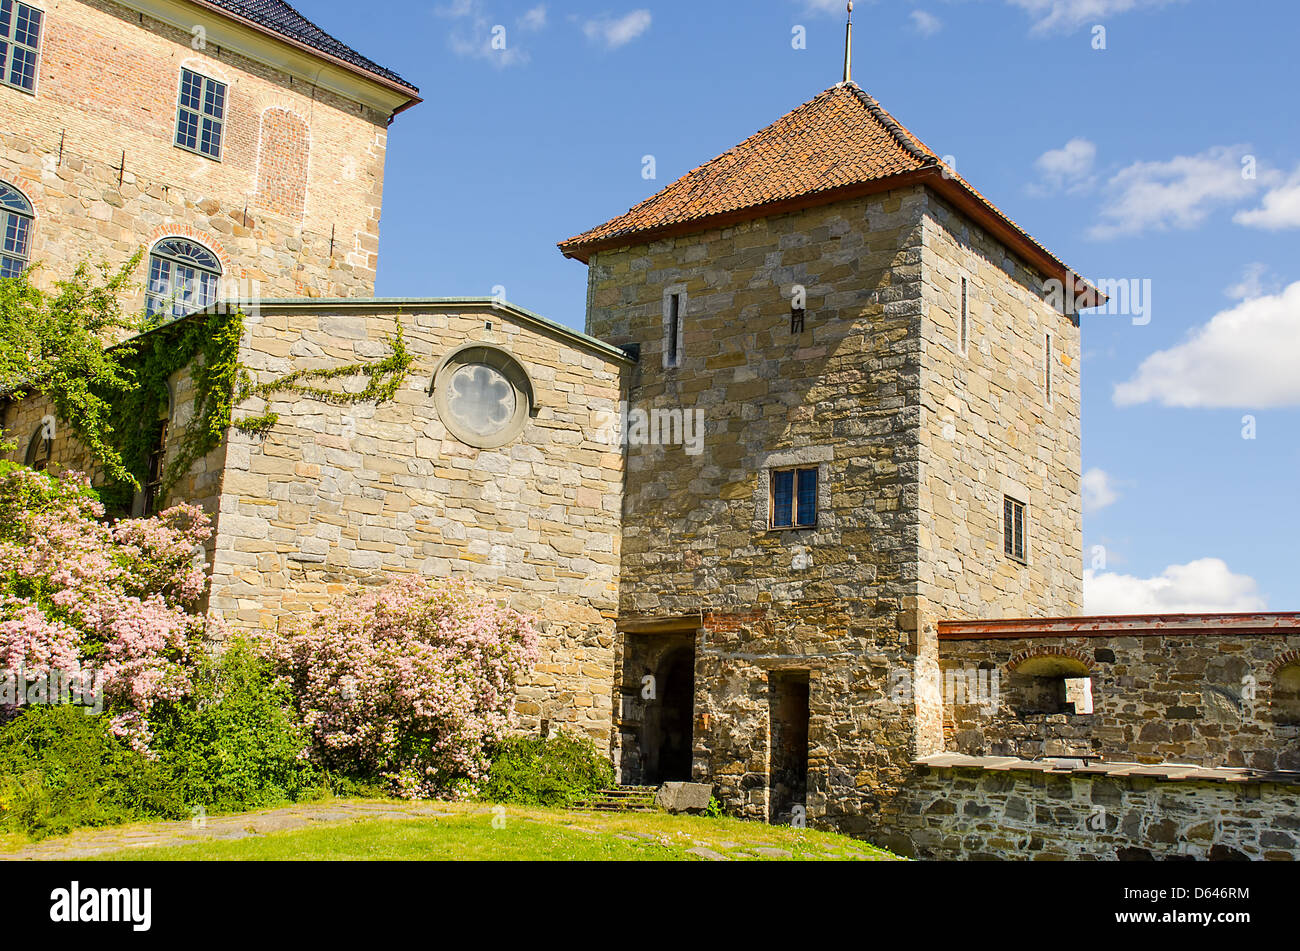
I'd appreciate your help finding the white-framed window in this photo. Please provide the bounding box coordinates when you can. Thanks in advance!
[0,0,42,94]
[662,285,686,369]
[175,68,226,160]
[146,237,222,319]
[0,180,33,278]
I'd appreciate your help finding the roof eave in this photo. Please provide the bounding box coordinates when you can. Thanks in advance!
[559,169,1105,309]
[558,169,936,263]
[186,0,421,114]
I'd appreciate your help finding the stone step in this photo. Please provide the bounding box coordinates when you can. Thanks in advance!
[570,785,661,812]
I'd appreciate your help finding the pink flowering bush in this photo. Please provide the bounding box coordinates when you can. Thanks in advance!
[269,577,540,799]
[0,463,212,751]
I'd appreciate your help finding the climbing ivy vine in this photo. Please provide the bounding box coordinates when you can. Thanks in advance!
[105,312,412,510]
[233,319,412,436]
[3,258,413,512]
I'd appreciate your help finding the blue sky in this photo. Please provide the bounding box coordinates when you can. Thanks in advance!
[305,0,1298,613]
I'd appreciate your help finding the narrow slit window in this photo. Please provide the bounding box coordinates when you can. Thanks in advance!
[0,1,43,94]
[959,277,969,355]
[1004,496,1026,563]
[771,467,818,529]
[1045,333,1053,404]
[667,293,680,367]
[175,68,226,160]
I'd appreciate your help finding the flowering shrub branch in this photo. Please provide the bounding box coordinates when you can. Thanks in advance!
[268,577,540,799]
[0,464,214,751]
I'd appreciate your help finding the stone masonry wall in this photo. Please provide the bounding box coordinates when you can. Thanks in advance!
[585,188,929,835]
[889,761,1300,861]
[1,0,393,302]
[911,192,1085,761]
[209,302,629,745]
[940,632,1300,771]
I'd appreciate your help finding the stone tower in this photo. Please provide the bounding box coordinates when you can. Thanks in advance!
[561,82,1099,836]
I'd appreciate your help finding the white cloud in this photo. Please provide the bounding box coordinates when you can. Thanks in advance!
[799,0,846,12]
[1113,280,1300,408]
[910,10,943,35]
[1031,138,1097,195]
[1007,0,1183,34]
[437,0,531,67]
[1085,559,1267,615]
[1082,468,1120,512]
[583,10,652,49]
[1234,165,1300,231]
[1225,262,1278,302]
[1088,145,1264,240]
[519,4,547,31]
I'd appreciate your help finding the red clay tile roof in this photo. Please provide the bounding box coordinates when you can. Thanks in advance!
[559,82,1100,306]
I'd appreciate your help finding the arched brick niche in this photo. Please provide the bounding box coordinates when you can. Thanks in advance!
[1267,653,1300,727]
[255,108,310,222]
[1007,647,1095,715]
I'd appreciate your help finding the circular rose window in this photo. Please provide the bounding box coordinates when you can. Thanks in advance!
[432,345,533,449]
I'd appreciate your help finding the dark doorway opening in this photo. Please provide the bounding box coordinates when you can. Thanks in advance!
[645,647,695,785]
[769,672,810,824]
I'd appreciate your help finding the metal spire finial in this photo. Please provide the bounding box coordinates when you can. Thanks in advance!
[843,2,854,85]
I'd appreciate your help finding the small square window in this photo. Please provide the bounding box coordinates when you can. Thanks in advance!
[1004,496,1026,563]
[0,0,43,94]
[771,467,818,529]
[175,68,226,160]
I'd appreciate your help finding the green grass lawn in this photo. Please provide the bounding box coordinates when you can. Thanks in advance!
[86,805,900,861]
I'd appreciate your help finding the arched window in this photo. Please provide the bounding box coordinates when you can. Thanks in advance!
[0,181,33,279]
[24,421,52,472]
[146,237,222,319]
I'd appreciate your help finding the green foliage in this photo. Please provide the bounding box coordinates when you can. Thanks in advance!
[0,704,185,839]
[481,732,614,807]
[150,640,320,813]
[2,256,415,512]
[103,305,246,511]
[704,796,725,819]
[0,258,144,479]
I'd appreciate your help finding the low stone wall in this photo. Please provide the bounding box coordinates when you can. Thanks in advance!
[886,754,1300,861]
[938,620,1300,770]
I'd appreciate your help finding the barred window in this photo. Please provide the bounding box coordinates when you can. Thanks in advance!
[1004,496,1026,563]
[175,69,226,160]
[146,237,222,319]
[771,467,818,529]
[0,180,33,278]
[0,0,42,94]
